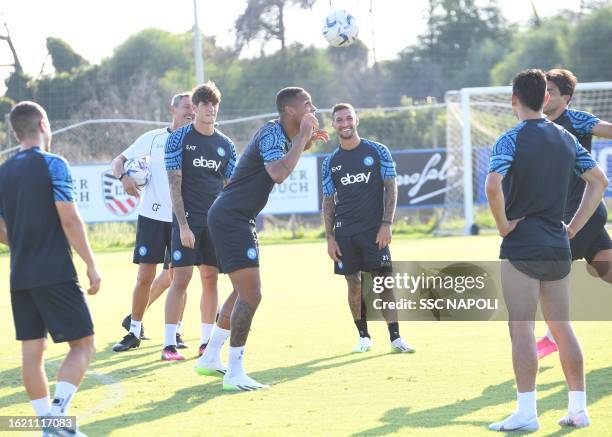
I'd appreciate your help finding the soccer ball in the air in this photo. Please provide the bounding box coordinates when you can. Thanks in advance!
[124,158,151,188]
[322,10,358,47]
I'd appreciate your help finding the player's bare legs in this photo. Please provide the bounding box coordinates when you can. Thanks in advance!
[219,267,268,390]
[195,290,237,376]
[589,249,612,283]
[22,339,49,402]
[198,265,219,354]
[490,261,540,432]
[540,274,590,426]
[162,266,193,360]
[147,268,173,308]
[131,263,157,321]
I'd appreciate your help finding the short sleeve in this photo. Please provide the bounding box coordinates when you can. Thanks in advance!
[47,156,75,202]
[573,138,597,175]
[567,109,600,135]
[259,132,286,164]
[123,131,155,160]
[165,127,187,171]
[372,142,396,180]
[321,155,336,196]
[224,140,238,180]
[488,133,516,176]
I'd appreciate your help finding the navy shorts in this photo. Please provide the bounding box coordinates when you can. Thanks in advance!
[133,215,172,265]
[11,280,94,343]
[569,203,611,264]
[207,202,259,274]
[334,227,392,275]
[170,214,217,268]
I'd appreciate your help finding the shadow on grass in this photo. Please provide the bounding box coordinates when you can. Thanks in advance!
[352,366,612,436]
[0,340,179,411]
[81,351,385,436]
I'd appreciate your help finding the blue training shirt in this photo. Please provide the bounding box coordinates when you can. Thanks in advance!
[488,118,596,259]
[213,120,291,218]
[321,138,396,237]
[0,147,77,291]
[164,124,237,224]
[551,109,601,220]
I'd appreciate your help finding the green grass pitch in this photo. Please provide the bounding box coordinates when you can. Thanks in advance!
[1,235,611,436]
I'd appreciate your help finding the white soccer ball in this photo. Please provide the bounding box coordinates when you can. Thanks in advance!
[124,158,151,188]
[322,10,359,47]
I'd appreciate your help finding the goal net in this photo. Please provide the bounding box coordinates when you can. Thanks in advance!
[443,82,612,235]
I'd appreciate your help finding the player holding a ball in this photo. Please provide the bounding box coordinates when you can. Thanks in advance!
[110,92,194,353]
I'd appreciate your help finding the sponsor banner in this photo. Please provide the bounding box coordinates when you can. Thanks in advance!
[260,155,320,214]
[393,150,458,207]
[72,164,140,223]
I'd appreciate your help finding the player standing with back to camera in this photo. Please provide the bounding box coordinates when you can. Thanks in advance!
[321,103,415,354]
[163,82,238,361]
[486,69,608,432]
[198,87,328,391]
[535,68,612,359]
[0,101,101,437]
[110,93,194,353]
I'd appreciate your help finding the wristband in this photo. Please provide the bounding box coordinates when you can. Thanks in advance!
[118,173,126,181]
[382,220,392,225]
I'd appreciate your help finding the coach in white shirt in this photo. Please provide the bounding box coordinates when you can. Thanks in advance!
[110,93,194,352]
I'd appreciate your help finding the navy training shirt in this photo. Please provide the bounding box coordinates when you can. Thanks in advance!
[214,120,291,218]
[551,109,601,220]
[0,147,77,291]
[165,124,237,223]
[321,139,397,237]
[488,119,597,258]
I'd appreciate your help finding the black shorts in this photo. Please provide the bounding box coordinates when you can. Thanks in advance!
[11,280,94,342]
[334,227,392,275]
[208,203,259,274]
[133,215,172,265]
[501,246,572,281]
[570,203,612,263]
[171,214,217,268]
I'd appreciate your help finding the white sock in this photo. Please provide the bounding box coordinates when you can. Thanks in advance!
[200,325,230,363]
[50,381,77,416]
[200,323,213,345]
[177,321,183,334]
[568,391,587,414]
[516,391,537,418]
[164,324,178,347]
[129,319,142,337]
[30,396,51,416]
[545,329,556,343]
[226,346,245,378]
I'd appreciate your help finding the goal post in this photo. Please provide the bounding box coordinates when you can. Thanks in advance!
[445,81,612,235]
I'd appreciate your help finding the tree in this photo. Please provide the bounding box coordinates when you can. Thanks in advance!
[235,0,316,55]
[490,17,570,85]
[46,37,89,73]
[570,5,612,81]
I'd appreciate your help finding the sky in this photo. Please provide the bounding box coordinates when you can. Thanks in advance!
[0,0,584,85]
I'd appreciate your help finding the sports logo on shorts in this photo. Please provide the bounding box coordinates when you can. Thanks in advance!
[173,250,183,261]
[246,247,258,260]
[217,147,226,157]
[338,261,344,270]
[363,156,374,167]
[102,170,139,216]
[138,246,148,257]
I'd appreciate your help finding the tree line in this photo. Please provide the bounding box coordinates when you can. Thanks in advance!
[1,0,611,154]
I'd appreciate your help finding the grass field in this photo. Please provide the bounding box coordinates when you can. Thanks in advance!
[1,235,611,436]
